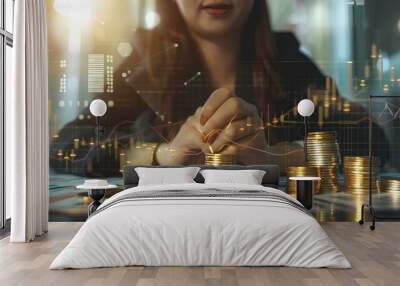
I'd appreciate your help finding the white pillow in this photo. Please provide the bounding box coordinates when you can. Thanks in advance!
[135,167,201,186]
[200,169,266,185]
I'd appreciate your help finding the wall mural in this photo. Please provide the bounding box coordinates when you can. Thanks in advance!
[47,0,400,222]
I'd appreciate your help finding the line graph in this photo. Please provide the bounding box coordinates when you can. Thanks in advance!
[377,102,400,124]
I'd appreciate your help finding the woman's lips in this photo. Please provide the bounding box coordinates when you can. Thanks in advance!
[201,4,233,16]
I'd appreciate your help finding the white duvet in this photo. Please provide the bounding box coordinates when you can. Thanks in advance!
[50,183,351,269]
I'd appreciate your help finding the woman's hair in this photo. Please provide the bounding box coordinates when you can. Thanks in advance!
[144,0,282,120]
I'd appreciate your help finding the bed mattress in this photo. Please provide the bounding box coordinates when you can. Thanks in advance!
[50,183,351,269]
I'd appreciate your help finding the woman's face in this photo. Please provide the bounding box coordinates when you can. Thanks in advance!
[174,0,255,39]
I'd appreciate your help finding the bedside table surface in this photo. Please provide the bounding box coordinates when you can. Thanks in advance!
[76,185,118,190]
[289,176,321,181]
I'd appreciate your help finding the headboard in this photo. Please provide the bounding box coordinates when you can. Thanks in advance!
[123,165,280,189]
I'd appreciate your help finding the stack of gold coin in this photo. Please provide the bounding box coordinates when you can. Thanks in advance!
[205,153,236,166]
[380,177,400,194]
[318,166,339,193]
[306,131,339,192]
[343,156,379,194]
[287,166,321,195]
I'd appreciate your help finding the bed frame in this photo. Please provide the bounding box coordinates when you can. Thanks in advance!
[123,165,280,189]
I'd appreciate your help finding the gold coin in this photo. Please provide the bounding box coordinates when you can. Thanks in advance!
[380,177,400,193]
[304,132,339,193]
[343,156,380,193]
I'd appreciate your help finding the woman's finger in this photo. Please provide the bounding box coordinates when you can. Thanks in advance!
[210,117,260,153]
[200,87,233,125]
[219,143,240,155]
[203,96,257,138]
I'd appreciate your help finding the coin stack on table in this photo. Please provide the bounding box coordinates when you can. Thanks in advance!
[343,156,380,194]
[287,166,321,195]
[205,153,236,166]
[380,176,400,194]
[306,131,340,192]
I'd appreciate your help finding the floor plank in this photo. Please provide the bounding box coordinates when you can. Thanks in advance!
[0,222,399,286]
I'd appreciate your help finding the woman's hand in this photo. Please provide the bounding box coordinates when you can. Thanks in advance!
[200,88,268,164]
[157,87,291,166]
[156,107,209,165]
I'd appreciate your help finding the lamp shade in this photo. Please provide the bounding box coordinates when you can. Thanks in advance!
[89,99,107,117]
[297,99,315,117]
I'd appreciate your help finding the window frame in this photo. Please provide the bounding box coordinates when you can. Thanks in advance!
[0,0,14,230]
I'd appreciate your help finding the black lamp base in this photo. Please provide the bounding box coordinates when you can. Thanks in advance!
[296,180,314,210]
[88,189,105,216]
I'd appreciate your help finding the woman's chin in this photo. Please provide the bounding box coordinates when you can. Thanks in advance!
[193,25,237,40]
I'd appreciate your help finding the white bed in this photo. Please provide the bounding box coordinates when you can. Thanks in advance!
[50,183,351,269]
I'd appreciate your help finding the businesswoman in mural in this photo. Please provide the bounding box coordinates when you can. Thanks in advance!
[51,0,376,176]
[142,0,312,167]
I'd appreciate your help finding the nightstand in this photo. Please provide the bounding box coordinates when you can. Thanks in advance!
[77,180,117,216]
[289,176,321,210]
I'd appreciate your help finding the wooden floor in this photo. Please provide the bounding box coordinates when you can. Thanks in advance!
[0,222,399,286]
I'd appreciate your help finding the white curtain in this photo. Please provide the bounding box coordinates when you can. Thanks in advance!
[7,0,49,242]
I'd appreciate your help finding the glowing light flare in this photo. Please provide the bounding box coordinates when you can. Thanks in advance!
[144,10,160,29]
[383,84,390,93]
[364,64,370,78]
[73,138,80,149]
[390,66,396,82]
[371,44,377,59]
[375,54,390,73]
[347,61,353,94]
[53,0,92,27]
[117,42,133,57]
[311,3,328,29]
[343,101,351,113]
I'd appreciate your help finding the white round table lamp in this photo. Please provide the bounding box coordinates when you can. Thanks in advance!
[297,99,315,117]
[90,99,107,117]
[89,99,108,162]
[297,99,315,163]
